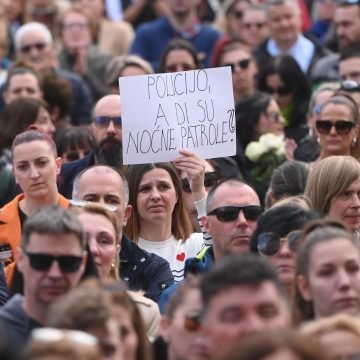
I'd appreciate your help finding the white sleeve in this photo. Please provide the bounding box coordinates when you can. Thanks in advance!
[194,196,212,246]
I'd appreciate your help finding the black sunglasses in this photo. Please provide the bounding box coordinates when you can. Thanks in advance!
[316,120,356,135]
[257,230,301,256]
[20,42,47,53]
[25,251,83,273]
[93,116,122,129]
[207,205,262,222]
[223,59,251,73]
[266,85,292,96]
[181,172,221,193]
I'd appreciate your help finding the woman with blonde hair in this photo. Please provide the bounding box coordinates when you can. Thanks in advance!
[304,155,360,233]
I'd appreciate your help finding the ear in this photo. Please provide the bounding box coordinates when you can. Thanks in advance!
[123,205,132,226]
[55,156,62,175]
[160,315,171,343]
[297,274,312,301]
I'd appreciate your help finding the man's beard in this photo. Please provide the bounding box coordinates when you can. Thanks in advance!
[94,136,123,168]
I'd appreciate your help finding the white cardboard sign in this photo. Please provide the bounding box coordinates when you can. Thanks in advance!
[119,67,236,164]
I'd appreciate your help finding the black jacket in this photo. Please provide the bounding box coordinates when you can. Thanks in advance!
[120,236,174,303]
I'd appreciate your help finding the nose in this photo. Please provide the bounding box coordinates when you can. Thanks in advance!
[89,237,100,257]
[48,122,56,136]
[329,124,338,135]
[351,194,360,208]
[243,313,264,336]
[236,210,249,228]
[47,260,62,278]
[150,187,161,200]
[278,241,292,258]
[30,165,40,179]
[106,120,116,135]
[337,269,351,290]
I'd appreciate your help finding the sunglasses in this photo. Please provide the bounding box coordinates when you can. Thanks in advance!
[257,230,301,256]
[184,310,202,332]
[207,205,262,222]
[93,116,122,129]
[182,172,221,193]
[24,251,83,273]
[316,120,356,135]
[243,22,266,29]
[223,59,251,73]
[20,42,47,53]
[264,111,284,123]
[165,63,195,72]
[340,80,360,93]
[266,85,292,96]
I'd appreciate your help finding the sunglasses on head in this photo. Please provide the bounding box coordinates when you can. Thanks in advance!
[24,251,83,273]
[266,85,292,96]
[181,172,221,193]
[184,310,203,332]
[93,116,122,129]
[257,230,301,256]
[20,42,47,53]
[207,205,262,222]
[316,120,356,135]
[223,59,251,73]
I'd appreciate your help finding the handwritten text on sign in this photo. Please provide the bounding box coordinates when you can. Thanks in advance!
[119,67,236,164]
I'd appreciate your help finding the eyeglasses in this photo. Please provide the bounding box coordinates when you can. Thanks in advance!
[257,230,301,256]
[24,251,83,273]
[316,120,356,135]
[93,116,122,129]
[264,111,284,123]
[184,310,202,332]
[340,80,360,93]
[223,59,251,73]
[165,63,195,72]
[207,205,262,222]
[243,22,266,29]
[181,172,221,193]
[266,85,292,96]
[20,42,47,53]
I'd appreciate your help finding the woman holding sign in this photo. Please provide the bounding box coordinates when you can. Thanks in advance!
[124,150,207,281]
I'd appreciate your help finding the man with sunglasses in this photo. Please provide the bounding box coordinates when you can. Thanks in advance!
[59,94,124,199]
[0,206,87,352]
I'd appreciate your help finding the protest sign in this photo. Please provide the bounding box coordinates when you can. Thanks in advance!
[119,67,236,164]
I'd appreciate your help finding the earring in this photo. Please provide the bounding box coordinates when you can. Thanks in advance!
[353,137,358,147]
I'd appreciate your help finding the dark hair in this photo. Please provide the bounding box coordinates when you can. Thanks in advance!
[226,331,327,360]
[201,254,285,308]
[257,55,311,124]
[269,160,310,202]
[340,44,360,62]
[0,97,49,150]
[42,73,73,121]
[55,126,93,158]
[124,162,193,242]
[11,129,57,158]
[159,38,201,73]
[250,205,319,253]
[4,65,42,91]
[235,92,273,149]
[22,206,87,250]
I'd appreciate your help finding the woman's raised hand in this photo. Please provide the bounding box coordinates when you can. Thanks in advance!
[173,149,207,201]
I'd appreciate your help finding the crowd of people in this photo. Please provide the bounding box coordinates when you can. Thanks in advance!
[0,0,360,358]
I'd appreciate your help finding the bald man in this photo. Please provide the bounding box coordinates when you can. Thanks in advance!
[59,94,124,198]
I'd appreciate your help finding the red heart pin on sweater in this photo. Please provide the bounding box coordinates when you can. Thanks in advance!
[176,252,185,262]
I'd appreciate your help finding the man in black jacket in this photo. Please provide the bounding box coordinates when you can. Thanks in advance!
[72,165,174,302]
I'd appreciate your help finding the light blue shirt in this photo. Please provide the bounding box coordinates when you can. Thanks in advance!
[267,34,315,73]
[105,0,123,21]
